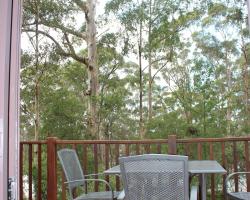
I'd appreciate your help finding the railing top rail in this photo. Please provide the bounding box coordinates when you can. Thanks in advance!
[20,140,47,144]
[56,139,169,144]
[177,136,250,143]
[20,136,250,145]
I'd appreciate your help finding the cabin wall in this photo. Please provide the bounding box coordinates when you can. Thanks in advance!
[0,0,21,199]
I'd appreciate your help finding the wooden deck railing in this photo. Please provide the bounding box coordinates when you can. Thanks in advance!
[19,135,250,200]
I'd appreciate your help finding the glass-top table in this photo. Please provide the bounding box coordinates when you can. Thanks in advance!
[104,160,226,200]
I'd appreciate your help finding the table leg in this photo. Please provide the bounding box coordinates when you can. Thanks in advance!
[199,174,207,200]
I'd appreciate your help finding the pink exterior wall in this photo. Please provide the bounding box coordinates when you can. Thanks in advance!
[9,0,22,199]
[0,0,21,199]
[0,0,13,198]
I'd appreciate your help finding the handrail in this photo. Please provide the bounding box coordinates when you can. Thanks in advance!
[177,136,250,143]
[19,135,250,200]
[20,136,250,144]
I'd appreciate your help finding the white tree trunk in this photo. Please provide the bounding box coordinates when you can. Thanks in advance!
[226,65,232,135]
[242,39,250,130]
[86,0,99,138]
[34,0,40,141]
[148,0,153,120]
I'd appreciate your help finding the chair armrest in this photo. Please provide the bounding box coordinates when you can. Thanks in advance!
[225,172,250,193]
[85,178,114,199]
[84,173,105,177]
[226,172,250,182]
[65,179,85,185]
[65,178,114,199]
[117,190,125,200]
[190,186,198,200]
[85,172,121,178]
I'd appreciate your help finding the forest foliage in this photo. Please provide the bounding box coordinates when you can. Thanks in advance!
[21,0,250,141]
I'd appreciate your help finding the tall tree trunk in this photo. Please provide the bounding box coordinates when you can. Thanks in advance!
[139,16,144,139]
[203,94,206,135]
[241,38,250,130]
[34,0,39,141]
[226,57,232,135]
[148,0,153,120]
[86,0,99,139]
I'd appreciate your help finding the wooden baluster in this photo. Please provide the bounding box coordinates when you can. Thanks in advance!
[19,143,23,200]
[38,144,42,200]
[28,144,32,200]
[136,144,140,155]
[94,144,99,192]
[60,144,66,200]
[125,144,130,156]
[244,141,250,191]
[82,144,88,194]
[168,135,177,155]
[198,143,202,160]
[145,144,150,154]
[157,143,161,154]
[209,143,215,200]
[105,144,110,191]
[47,137,57,200]
[115,144,120,191]
[197,142,202,200]
[184,143,190,157]
[233,142,238,192]
[221,142,227,198]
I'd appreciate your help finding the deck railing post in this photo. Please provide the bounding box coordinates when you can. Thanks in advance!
[168,135,177,155]
[244,141,250,191]
[47,137,57,200]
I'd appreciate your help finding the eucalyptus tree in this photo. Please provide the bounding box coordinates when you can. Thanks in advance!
[106,0,148,138]
[192,0,249,135]
[40,60,88,139]
[191,58,224,136]
[22,0,100,138]
[21,0,45,140]
[143,0,206,137]
[97,33,138,139]
[105,0,196,137]
[20,45,69,140]
[228,2,250,134]
[237,41,250,133]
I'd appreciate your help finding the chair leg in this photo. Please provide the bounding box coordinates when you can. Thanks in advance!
[117,190,125,200]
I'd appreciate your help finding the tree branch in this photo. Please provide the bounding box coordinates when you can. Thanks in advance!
[72,0,88,13]
[22,28,88,65]
[142,55,171,72]
[64,33,77,55]
[105,64,119,80]
[151,62,168,84]
[39,19,87,40]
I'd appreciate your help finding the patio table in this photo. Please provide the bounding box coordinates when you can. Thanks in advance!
[104,160,226,200]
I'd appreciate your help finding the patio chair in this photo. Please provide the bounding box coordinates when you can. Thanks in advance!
[226,172,250,200]
[119,154,198,200]
[57,148,119,200]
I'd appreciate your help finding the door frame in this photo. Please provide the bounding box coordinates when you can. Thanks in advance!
[0,0,250,199]
[0,0,21,199]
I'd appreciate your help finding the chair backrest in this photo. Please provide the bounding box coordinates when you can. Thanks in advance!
[57,149,85,198]
[119,154,189,200]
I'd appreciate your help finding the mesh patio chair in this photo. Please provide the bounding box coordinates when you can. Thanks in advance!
[119,154,198,200]
[58,148,120,200]
[226,172,250,200]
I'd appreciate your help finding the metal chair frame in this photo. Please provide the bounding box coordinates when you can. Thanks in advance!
[58,148,117,200]
[226,172,250,200]
[119,154,198,200]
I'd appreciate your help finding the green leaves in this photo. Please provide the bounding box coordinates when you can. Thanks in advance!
[21,0,250,140]
[105,0,133,13]
[208,3,227,17]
